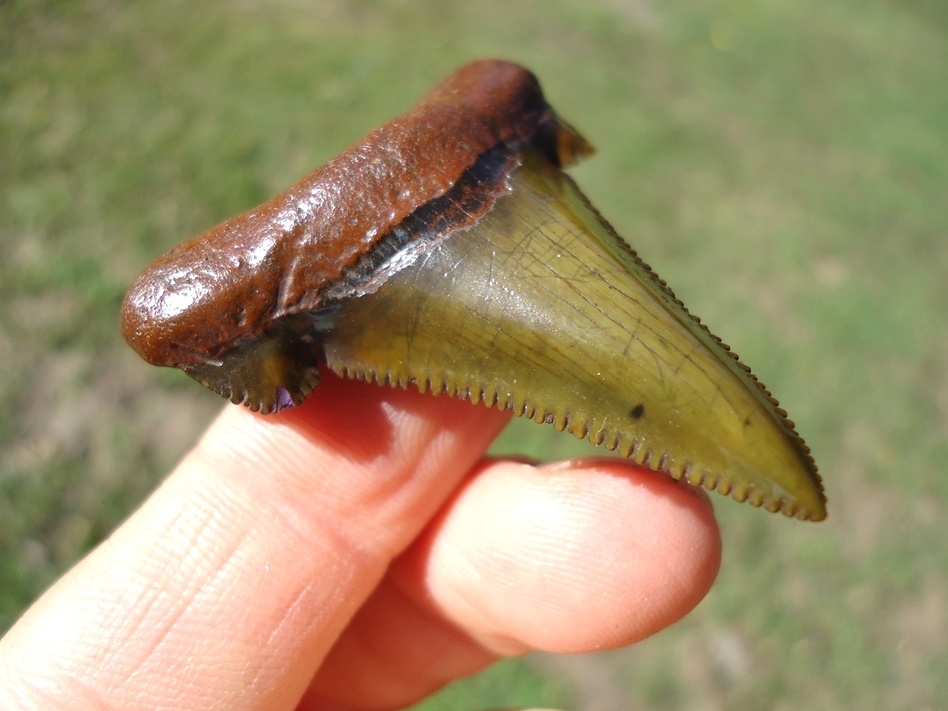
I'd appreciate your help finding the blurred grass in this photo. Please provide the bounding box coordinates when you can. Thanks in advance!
[2,0,946,708]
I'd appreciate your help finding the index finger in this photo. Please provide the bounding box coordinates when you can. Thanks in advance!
[0,371,511,710]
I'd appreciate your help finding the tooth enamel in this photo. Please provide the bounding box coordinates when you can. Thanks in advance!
[322,150,825,521]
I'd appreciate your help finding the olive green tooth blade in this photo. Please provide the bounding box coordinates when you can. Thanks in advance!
[322,152,826,521]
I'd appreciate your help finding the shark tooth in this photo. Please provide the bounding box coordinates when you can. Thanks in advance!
[121,59,825,520]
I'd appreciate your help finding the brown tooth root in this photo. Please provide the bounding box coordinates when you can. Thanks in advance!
[121,59,591,412]
[121,59,825,520]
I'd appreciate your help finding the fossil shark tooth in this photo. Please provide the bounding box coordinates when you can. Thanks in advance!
[121,59,825,520]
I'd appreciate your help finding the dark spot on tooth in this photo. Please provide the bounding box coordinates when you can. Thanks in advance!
[630,403,645,419]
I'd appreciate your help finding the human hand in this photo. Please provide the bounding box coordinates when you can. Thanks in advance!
[0,369,720,710]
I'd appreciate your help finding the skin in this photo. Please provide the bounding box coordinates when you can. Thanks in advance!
[0,370,720,710]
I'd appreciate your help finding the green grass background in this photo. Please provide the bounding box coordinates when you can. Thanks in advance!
[2,0,946,708]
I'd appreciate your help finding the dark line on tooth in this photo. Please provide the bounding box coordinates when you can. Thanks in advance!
[319,146,517,303]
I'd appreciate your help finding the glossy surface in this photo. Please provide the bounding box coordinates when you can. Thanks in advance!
[121,59,591,411]
[121,59,825,519]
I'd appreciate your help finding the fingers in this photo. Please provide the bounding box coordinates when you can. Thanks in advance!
[307,457,721,709]
[0,372,510,711]
[0,368,721,711]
